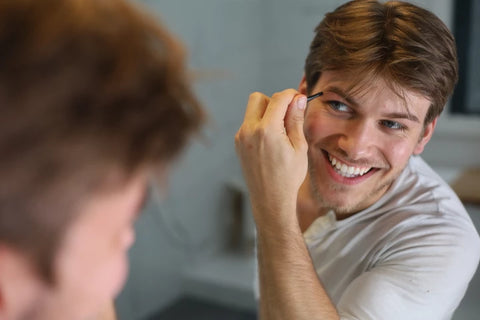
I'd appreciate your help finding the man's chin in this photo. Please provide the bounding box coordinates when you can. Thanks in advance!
[309,177,382,217]
[308,186,360,216]
[321,199,361,217]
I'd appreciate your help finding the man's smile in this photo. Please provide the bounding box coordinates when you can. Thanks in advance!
[328,153,372,177]
[321,150,380,185]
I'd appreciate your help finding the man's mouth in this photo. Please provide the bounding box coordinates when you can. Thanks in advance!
[327,153,373,178]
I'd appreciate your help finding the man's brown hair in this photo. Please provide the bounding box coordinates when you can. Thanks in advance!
[0,0,203,283]
[304,0,458,125]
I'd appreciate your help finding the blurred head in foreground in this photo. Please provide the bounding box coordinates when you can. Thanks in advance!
[0,0,203,319]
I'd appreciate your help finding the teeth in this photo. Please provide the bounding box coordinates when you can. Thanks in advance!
[328,154,371,178]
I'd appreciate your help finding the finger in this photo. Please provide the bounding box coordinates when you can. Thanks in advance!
[243,92,270,123]
[285,94,307,150]
[262,89,299,126]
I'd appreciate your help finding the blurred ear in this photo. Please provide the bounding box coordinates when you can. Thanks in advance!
[0,245,43,319]
[298,74,308,95]
[0,270,5,319]
[0,245,15,318]
[97,300,118,320]
[413,117,437,155]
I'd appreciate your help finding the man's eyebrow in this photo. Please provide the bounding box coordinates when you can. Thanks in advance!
[325,85,420,123]
[323,86,360,108]
[381,111,420,123]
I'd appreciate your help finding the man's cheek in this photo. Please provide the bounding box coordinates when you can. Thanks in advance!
[386,143,413,169]
[303,118,323,142]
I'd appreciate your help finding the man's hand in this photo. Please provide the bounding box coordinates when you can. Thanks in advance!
[235,89,339,320]
[234,89,308,226]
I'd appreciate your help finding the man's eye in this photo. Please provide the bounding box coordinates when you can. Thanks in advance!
[380,120,405,131]
[327,101,350,112]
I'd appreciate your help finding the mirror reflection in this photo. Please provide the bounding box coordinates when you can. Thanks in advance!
[0,0,478,320]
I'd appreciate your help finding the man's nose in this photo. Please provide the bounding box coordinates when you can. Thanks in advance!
[337,120,376,160]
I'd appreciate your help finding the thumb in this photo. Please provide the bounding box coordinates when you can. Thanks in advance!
[285,95,307,150]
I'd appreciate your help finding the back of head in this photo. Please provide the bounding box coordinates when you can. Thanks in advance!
[304,0,458,125]
[0,0,203,282]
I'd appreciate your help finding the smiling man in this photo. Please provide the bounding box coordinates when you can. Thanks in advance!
[235,1,480,319]
[0,0,203,319]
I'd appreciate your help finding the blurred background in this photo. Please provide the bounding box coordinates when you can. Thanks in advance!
[115,0,480,319]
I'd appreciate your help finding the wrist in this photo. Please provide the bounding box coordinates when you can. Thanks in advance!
[252,202,298,228]
[254,210,303,245]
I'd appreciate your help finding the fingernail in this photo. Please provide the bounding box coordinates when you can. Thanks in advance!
[297,96,307,110]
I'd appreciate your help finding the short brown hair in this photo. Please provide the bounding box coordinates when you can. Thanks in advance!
[304,0,458,125]
[0,0,204,283]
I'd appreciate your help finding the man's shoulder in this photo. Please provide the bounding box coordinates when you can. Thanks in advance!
[338,157,477,249]
[386,156,465,215]
[359,156,476,240]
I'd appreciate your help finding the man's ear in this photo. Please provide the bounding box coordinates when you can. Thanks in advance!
[0,270,5,319]
[0,245,43,319]
[413,117,437,155]
[0,245,14,318]
[298,74,308,95]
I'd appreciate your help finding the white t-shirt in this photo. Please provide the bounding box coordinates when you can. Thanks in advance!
[303,156,480,320]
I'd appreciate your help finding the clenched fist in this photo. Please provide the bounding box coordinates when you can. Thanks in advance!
[235,89,308,228]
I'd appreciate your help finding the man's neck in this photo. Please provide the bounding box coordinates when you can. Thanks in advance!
[296,178,330,233]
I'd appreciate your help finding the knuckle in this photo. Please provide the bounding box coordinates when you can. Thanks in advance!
[236,125,262,143]
[283,88,298,96]
[235,127,248,143]
[249,91,265,103]
[234,131,241,144]
[235,123,275,148]
[249,91,262,98]
[271,89,299,103]
[254,124,269,139]
[271,92,282,100]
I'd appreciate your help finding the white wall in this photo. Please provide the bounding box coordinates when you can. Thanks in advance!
[116,0,480,319]
[116,1,263,318]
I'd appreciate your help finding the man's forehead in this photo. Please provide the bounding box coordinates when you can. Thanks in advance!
[319,70,390,94]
